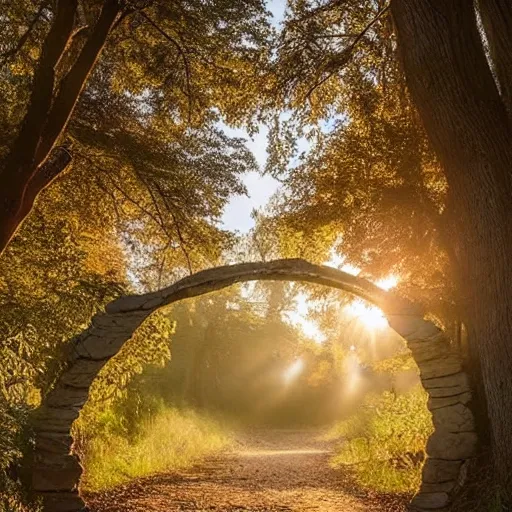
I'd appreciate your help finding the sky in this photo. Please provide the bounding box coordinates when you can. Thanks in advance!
[220,123,280,232]
[220,0,287,233]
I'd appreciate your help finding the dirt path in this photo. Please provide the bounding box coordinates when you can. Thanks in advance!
[85,429,408,512]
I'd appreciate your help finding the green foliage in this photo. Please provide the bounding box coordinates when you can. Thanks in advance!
[0,330,38,510]
[79,404,231,492]
[326,386,433,493]
[0,397,36,512]
[0,173,127,509]
[0,0,272,284]
[85,313,174,408]
[256,0,460,333]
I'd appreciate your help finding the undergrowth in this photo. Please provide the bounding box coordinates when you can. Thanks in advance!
[77,406,232,492]
[325,385,433,493]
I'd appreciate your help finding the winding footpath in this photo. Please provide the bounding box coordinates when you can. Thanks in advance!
[85,429,408,512]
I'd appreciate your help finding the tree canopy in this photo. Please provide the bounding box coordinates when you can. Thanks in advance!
[2,0,512,508]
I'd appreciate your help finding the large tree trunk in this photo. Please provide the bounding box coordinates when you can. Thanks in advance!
[392,0,512,500]
[0,147,73,256]
[0,0,78,253]
[477,0,512,117]
[0,0,121,256]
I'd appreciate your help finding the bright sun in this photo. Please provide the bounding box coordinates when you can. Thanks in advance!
[344,299,388,329]
[375,275,399,291]
[285,268,399,340]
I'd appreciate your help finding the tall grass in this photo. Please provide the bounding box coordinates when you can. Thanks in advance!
[79,407,232,492]
[325,385,433,493]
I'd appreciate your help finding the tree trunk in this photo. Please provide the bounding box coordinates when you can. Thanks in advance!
[477,0,512,117]
[392,0,512,500]
[35,0,122,166]
[0,147,72,253]
[0,0,121,256]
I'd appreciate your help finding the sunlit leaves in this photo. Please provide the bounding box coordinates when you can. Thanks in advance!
[329,386,433,493]
[261,0,455,328]
[85,312,174,408]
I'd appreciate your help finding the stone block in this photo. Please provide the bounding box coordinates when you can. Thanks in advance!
[418,358,463,380]
[426,430,478,460]
[142,296,165,310]
[422,458,462,483]
[431,403,475,433]
[35,432,73,455]
[407,339,450,363]
[33,455,82,492]
[40,491,85,512]
[428,392,472,410]
[35,407,80,433]
[423,373,470,398]
[59,358,107,388]
[422,372,469,390]
[105,294,148,313]
[73,333,126,360]
[420,481,457,494]
[46,386,89,408]
[388,316,439,340]
[410,492,450,509]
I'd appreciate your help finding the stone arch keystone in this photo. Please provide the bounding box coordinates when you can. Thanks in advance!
[32,259,477,511]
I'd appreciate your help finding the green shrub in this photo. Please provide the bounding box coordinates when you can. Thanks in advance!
[79,406,231,492]
[326,385,433,493]
[0,401,40,512]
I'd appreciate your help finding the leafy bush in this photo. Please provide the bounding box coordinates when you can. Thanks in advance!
[0,333,41,512]
[78,405,231,492]
[326,385,433,493]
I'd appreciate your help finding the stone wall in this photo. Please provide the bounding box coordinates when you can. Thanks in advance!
[31,259,477,512]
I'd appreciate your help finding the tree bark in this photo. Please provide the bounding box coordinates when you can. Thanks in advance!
[477,0,512,118]
[0,147,72,254]
[392,0,512,499]
[1,0,78,180]
[36,0,122,166]
[0,0,121,256]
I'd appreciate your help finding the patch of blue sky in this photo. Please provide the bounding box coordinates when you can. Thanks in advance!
[220,1,349,234]
[268,0,286,27]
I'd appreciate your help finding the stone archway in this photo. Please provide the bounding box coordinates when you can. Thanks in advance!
[32,259,477,512]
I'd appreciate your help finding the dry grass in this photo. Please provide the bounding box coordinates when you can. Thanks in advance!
[80,407,232,492]
[326,386,432,494]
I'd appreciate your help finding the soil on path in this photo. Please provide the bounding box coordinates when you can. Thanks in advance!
[85,429,409,512]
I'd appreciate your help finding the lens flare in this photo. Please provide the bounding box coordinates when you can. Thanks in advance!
[375,275,399,291]
[344,299,388,329]
[283,358,304,384]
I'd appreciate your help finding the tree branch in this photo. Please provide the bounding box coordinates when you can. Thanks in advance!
[153,181,193,274]
[0,1,50,67]
[304,4,390,101]
[137,10,193,123]
[1,0,78,183]
[36,0,122,168]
